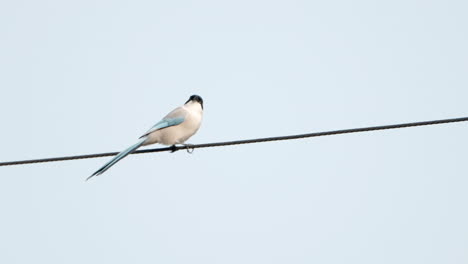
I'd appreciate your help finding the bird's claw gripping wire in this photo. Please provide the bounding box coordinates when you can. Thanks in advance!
[169,144,195,154]
[170,145,178,153]
[183,144,195,154]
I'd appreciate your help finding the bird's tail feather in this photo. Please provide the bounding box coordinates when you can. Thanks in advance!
[87,138,147,181]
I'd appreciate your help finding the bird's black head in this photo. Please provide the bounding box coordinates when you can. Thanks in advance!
[185,94,203,109]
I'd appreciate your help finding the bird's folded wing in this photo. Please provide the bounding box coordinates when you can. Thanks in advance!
[139,107,187,138]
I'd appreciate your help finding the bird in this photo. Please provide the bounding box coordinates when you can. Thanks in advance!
[87,95,204,180]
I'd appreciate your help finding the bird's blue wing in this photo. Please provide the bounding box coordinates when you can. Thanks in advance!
[139,116,185,138]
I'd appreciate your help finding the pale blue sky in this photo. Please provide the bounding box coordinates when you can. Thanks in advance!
[1,0,467,263]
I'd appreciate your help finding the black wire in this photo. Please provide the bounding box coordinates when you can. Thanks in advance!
[1,116,467,167]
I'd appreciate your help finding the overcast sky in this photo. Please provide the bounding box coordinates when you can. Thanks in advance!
[1,0,467,263]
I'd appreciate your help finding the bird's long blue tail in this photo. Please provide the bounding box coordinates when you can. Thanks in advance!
[87,138,147,181]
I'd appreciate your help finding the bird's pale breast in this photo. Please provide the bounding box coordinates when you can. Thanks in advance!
[144,104,202,145]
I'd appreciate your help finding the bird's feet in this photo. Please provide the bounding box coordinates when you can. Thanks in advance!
[170,144,195,153]
[182,144,195,154]
[170,145,178,153]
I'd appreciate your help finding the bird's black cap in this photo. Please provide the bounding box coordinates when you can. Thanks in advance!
[186,95,203,109]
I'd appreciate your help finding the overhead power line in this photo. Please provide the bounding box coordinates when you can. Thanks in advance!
[1,116,467,167]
